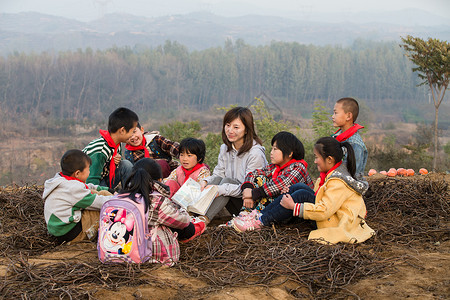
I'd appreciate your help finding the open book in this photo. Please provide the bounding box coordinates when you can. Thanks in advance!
[171,178,218,215]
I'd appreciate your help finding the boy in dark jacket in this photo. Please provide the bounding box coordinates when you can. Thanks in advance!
[124,123,180,178]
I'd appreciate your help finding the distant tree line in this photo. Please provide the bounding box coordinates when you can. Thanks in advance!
[0,38,425,135]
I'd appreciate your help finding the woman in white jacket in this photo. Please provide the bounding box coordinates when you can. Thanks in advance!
[201,107,268,223]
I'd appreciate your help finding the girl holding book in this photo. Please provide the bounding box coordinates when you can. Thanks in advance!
[164,138,210,198]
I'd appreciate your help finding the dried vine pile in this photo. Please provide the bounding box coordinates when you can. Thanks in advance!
[1,254,162,299]
[0,185,56,257]
[364,176,449,245]
[178,227,398,298]
[0,175,448,299]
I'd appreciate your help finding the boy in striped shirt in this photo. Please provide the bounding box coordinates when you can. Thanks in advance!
[83,107,139,190]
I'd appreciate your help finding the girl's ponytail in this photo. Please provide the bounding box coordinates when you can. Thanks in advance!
[314,137,357,179]
[121,158,162,212]
[122,167,152,212]
[340,141,356,179]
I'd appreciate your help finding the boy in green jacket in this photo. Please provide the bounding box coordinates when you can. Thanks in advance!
[83,107,139,189]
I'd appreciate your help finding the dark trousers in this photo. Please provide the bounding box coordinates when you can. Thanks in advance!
[260,183,315,226]
[100,160,133,189]
[171,222,195,240]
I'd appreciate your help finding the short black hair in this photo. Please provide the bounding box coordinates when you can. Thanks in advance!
[271,131,305,160]
[180,138,206,163]
[60,149,91,176]
[336,97,359,122]
[108,107,139,133]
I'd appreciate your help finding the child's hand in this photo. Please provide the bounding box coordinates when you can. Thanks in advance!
[200,180,208,191]
[97,190,113,196]
[280,194,295,210]
[280,185,289,194]
[113,153,122,165]
[243,198,254,209]
[242,188,252,200]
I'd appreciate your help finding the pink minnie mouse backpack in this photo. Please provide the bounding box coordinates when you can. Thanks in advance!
[98,194,152,263]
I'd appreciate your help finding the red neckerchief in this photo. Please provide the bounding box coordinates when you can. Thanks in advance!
[272,159,307,181]
[334,123,364,142]
[59,172,89,190]
[99,129,119,187]
[315,161,342,195]
[181,163,205,183]
[125,135,150,158]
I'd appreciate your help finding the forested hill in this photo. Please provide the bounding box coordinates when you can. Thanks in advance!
[0,39,434,136]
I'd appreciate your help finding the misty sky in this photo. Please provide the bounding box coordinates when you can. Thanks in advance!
[1,0,450,22]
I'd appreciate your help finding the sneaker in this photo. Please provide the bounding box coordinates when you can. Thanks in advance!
[180,220,206,243]
[233,216,263,232]
[236,209,261,222]
[237,210,250,217]
[191,215,210,225]
[220,219,235,227]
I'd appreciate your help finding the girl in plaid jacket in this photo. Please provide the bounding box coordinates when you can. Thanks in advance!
[240,131,314,212]
[119,158,205,266]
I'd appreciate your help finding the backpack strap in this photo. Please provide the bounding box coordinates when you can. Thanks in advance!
[146,192,164,240]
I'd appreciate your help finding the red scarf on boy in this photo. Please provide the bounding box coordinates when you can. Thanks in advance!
[272,159,307,181]
[125,135,150,158]
[100,130,120,187]
[181,163,205,183]
[59,172,89,190]
[334,124,364,142]
[315,161,342,195]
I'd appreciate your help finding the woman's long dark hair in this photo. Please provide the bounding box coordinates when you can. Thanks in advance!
[221,107,262,156]
[120,158,163,212]
[314,137,356,179]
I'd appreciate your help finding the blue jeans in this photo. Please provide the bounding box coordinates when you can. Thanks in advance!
[260,183,315,226]
[100,160,133,189]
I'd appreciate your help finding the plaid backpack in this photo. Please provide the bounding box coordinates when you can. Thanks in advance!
[98,194,152,263]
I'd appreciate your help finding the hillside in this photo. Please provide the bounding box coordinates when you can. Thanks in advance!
[1,10,449,55]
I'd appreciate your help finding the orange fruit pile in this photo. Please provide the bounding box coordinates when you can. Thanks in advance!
[368,168,428,177]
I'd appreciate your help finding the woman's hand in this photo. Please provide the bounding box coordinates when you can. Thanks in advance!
[280,194,295,210]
